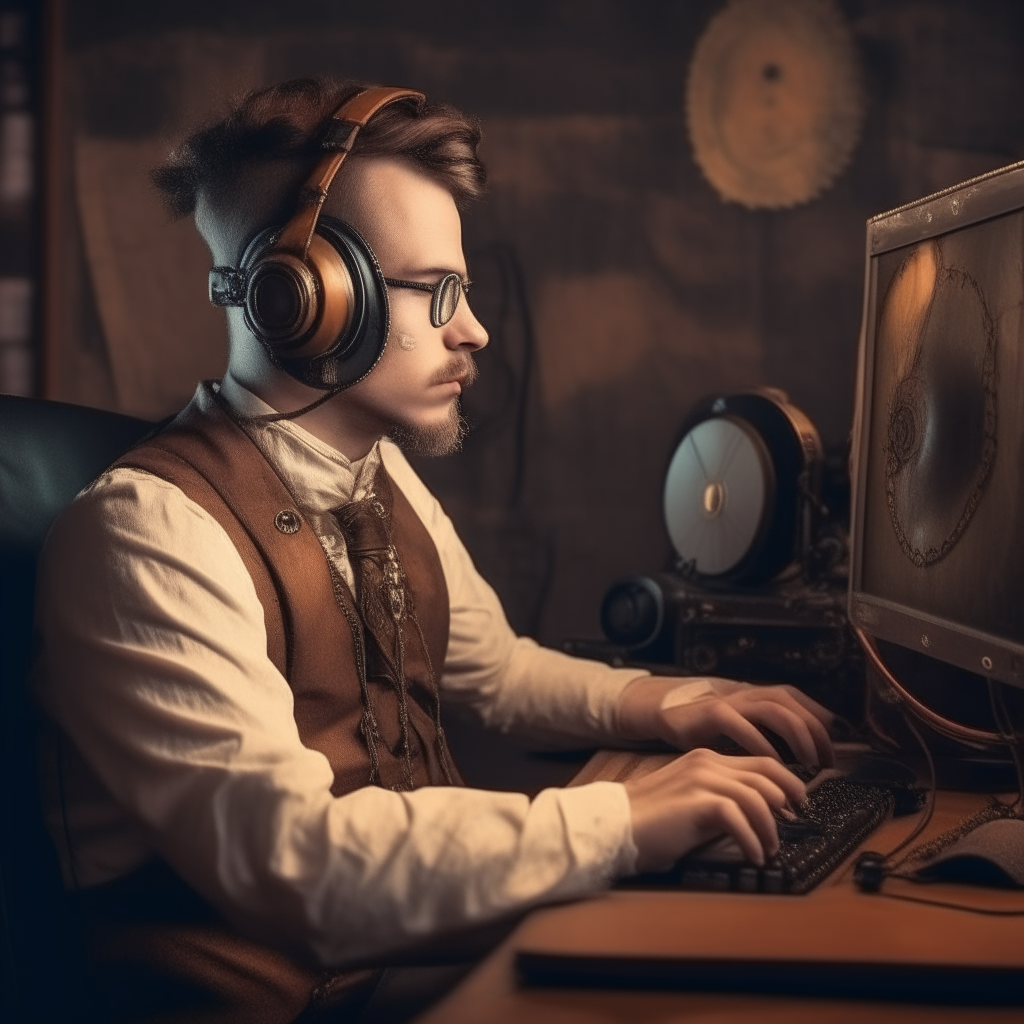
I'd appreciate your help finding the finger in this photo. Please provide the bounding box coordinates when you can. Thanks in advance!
[717,766,790,811]
[775,685,836,730]
[702,775,781,858]
[738,689,836,767]
[674,748,807,805]
[692,750,791,808]
[804,714,834,767]
[727,755,808,804]
[746,703,820,766]
[704,796,769,866]
[703,704,783,761]
[768,689,836,764]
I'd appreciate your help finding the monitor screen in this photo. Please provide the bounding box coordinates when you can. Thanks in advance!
[849,161,1024,690]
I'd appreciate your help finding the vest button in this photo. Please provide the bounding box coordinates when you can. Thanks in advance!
[274,509,302,534]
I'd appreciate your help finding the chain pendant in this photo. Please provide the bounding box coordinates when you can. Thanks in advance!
[367,492,405,622]
[386,544,405,621]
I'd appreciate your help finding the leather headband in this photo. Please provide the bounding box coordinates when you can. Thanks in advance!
[275,86,426,258]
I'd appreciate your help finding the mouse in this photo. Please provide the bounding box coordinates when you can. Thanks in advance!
[912,817,1024,888]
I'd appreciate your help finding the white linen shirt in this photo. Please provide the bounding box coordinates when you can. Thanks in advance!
[33,377,655,966]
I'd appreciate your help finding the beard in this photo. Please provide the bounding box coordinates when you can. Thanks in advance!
[385,352,477,457]
[387,398,469,457]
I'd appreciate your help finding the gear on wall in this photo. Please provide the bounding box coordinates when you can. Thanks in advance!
[686,0,865,209]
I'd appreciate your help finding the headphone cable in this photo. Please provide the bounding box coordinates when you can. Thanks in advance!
[231,384,346,425]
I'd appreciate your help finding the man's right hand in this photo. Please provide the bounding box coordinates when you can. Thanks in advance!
[623,749,806,873]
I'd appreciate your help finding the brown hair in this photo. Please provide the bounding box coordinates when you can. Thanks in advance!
[152,78,486,218]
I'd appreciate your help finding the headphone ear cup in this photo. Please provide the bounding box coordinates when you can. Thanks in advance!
[237,219,389,391]
[244,250,322,348]
[288,217,390,390]
[268,234,355,359]
[241,228,356,359]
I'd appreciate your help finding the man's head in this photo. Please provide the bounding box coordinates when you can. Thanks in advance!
[153,79,489,458]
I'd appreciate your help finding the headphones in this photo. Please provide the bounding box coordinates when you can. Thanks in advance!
[208,86,426,390]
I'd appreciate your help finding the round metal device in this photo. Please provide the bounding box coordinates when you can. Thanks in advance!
[662,389,822,585]
[664,416,774,577]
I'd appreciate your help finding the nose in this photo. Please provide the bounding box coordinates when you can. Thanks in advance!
[444,296,489,352]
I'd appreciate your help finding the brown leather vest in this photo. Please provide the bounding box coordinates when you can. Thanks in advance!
[78,390,462,1023]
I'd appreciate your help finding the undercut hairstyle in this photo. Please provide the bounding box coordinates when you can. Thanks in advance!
[152,78,486,220]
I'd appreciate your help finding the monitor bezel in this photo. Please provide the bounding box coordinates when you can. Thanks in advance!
[848,159,1024,691]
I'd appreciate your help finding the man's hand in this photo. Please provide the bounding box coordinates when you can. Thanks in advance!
[624,748,806,871]
[617,676,835,767]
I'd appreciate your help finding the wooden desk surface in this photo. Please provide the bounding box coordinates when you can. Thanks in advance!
[418,751,1024,1024]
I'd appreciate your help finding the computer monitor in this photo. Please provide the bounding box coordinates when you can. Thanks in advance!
[849,160,1024,701]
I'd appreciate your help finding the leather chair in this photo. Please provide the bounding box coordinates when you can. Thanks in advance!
[0,395,152,1023]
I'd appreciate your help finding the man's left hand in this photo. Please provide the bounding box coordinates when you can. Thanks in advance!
[616,676,835,767]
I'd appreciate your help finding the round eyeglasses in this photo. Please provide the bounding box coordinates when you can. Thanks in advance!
[384,273,470,328]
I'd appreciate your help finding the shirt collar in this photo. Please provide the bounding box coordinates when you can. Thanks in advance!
[197,376,381,513]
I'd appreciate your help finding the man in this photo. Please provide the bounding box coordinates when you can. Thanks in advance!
[34,79,833,1022]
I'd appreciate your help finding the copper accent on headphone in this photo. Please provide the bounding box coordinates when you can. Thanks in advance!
[245,252,320,346]
[267,234,356,358]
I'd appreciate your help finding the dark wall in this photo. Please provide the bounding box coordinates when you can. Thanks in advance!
[56,0,1024,645]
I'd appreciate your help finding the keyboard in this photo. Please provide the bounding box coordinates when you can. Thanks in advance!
[622,768,897,895]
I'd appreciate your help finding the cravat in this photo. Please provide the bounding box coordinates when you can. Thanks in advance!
[333,469,454,789]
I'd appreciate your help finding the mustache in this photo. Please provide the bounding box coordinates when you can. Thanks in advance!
[429,354,478,389]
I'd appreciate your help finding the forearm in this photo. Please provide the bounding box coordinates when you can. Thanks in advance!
[214,779,635,966]
[444,634,649,748]
[615,676,749,742]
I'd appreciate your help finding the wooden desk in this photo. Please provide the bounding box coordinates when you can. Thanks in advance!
[418,751,1024,1024]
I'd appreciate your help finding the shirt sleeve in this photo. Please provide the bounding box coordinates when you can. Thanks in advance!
[33,468,636,966]
[380,443,649,746]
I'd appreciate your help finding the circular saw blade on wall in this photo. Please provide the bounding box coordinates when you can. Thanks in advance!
[686,0,865,209]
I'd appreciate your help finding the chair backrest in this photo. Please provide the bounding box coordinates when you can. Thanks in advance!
[0,395,153,1023]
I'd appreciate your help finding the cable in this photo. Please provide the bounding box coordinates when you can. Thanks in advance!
[883,712,937,869]
[233,384,345,424]
[871,889,1024,916]
[499,244,535,512]
[851,700,936,892]
[853,638,1024,911]
[988,679,1024,817]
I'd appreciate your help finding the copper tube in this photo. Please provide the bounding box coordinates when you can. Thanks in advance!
[854,626,1003,747]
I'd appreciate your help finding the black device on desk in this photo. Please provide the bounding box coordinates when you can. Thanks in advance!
[622,761,913,895]
[586,388,866,722]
